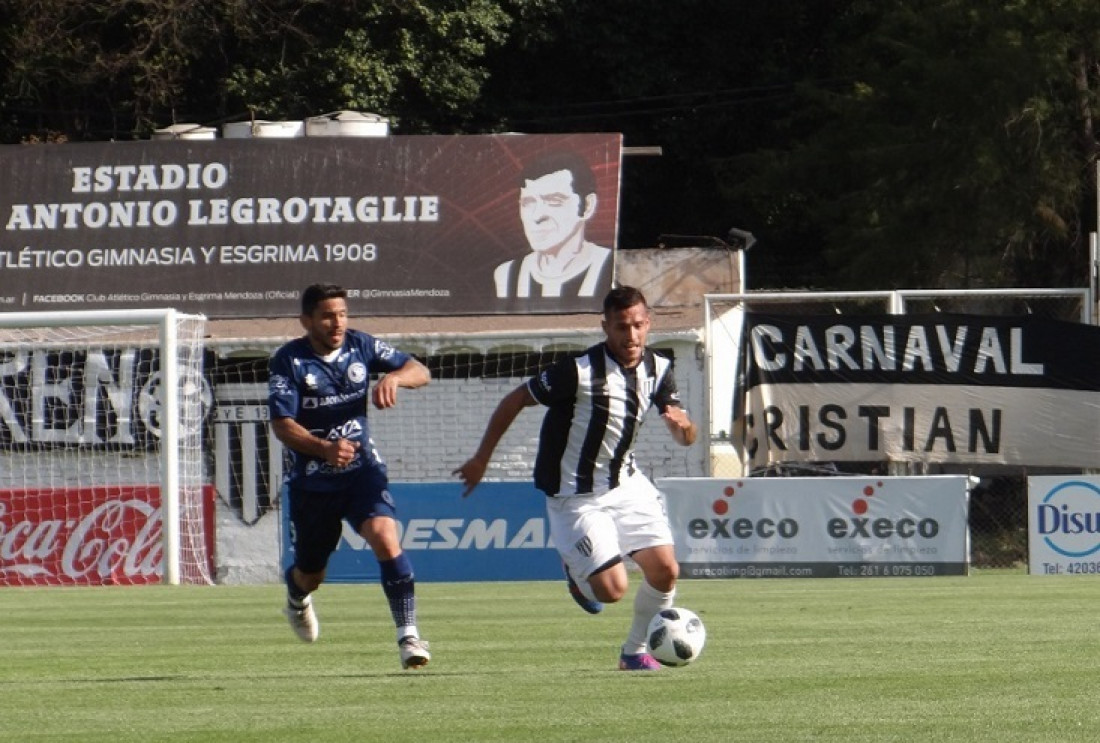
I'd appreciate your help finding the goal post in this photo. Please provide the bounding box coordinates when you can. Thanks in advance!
[0,308,212,586]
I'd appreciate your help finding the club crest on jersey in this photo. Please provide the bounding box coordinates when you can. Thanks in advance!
[304,372,319,390]
[347,362,367,383]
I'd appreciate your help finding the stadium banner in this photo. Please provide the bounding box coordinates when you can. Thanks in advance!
[0,485,216,586]
[280,482,560,583]
[659,476,970,578]
[735,313,1100,469]
[0,133,621,317]
[0,344,211,451]
[1027,476,1100,576]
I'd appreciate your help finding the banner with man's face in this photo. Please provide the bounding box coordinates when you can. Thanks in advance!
[0,133,621,317]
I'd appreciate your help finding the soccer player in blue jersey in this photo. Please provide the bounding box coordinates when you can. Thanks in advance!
[454,285,697,671]
[269,283,432,669]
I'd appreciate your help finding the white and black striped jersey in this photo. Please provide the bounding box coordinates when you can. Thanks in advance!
[527,343,683,497]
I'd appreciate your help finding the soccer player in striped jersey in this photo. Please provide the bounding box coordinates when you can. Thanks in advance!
[454,285,697,670]
[269,283,432,669]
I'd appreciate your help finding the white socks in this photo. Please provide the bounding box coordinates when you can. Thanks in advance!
[623,580,674,655]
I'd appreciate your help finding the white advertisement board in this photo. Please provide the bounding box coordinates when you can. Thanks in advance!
[1028,476,1100,576]
[660,476,970,578]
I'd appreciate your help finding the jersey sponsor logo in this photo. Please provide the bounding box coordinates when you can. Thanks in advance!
[314,458,362,476]
[327,420,363,440]
[300,390,365,409]
[269,374,291,395]
[375,340,397,360]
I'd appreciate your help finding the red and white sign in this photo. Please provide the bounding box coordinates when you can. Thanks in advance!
[0,485,214,586]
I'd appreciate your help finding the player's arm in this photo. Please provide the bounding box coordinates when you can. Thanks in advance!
[372,358,430,409]
[662,405,697,447]
[453,383,538,497]
[271,416,359,468]
[654,366,697,446]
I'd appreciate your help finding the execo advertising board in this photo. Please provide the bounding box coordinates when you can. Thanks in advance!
[660,476,970,578]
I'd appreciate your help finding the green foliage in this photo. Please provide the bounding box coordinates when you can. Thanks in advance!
[2,577,1098,742]
[0,0,1098,288]
[223,0,517,132]
[0,0,526,138]
[727,1,1100,289]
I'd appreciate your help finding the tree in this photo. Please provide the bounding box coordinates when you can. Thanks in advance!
[222,0,523,133]
[725,0,1100,289]
[0,0,231,140]
[0,0,532,139]
[477,0,852,252]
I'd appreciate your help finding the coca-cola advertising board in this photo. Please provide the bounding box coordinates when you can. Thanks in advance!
[0,485,215,586]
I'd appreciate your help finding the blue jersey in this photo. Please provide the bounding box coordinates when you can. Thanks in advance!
[268,328,411,491]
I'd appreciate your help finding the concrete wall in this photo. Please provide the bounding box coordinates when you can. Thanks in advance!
[616,247,742,306]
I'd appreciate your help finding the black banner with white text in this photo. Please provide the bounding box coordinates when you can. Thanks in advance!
[0,133,621,317]
[736,313,1100,468]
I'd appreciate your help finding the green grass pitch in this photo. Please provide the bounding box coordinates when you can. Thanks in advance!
[2,574,1097,742]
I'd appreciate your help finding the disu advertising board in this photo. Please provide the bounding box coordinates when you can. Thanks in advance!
[1028,476,1100,576]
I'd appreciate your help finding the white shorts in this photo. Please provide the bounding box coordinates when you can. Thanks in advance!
[546,471,674,582]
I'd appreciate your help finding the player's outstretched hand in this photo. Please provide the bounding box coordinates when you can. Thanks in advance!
[453,457,487,497]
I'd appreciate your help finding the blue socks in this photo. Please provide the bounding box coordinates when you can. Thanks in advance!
[285,565,310,608]
[379,553,417,637]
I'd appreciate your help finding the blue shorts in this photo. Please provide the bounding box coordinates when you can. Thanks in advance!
[286,466,397,573]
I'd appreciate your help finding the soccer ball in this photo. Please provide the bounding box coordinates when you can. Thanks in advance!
[646,607,706,667]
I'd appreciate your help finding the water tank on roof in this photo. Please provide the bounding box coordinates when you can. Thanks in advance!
[305,110,390,138]
[222,120,305,139]
[151,123,216,140]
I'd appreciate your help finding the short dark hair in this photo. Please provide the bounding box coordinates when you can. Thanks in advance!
[301,283,346,315]
[520,151,598,207]
[603,285,648,316]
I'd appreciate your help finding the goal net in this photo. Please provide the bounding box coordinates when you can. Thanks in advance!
[0,309,213,586]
